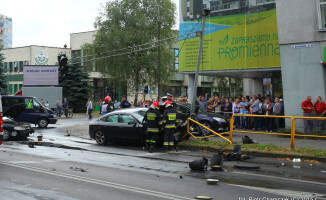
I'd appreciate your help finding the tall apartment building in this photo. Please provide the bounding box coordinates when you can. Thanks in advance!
[0,14,12,49]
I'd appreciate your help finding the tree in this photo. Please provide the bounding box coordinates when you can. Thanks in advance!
[0,49,8,95]
[60,54,90,113]
[84,0,176,103]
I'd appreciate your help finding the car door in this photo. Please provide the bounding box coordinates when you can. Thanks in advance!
[100,114,120,139]
[18,98,42,124]
[116,114,140,142]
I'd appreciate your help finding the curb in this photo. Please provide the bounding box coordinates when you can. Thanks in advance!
[178,143,326,163]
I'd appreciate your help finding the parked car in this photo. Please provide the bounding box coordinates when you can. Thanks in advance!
[0,94,3,139]
[1,96,57,128]
[2,103,35,141]
[89,102,229,146]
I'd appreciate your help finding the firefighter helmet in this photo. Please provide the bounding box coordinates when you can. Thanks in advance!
[165,100,172,108]
[104,96,111,103]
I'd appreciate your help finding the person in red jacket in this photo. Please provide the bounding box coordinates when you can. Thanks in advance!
[314,96,326,132]
[301,96,314,133]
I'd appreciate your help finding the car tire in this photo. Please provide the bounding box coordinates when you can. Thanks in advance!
[1,129,11,141]
[38,118,49,128]
[201,121,213,136]
[67,111,73,118]
[95,130,107,145]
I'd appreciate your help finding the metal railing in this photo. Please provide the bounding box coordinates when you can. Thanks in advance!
[182,118,232,144]
[229,114,326,149]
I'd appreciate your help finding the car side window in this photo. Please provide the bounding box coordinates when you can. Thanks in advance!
[119,115,135,124]
[101,115,119,123]
[2,98,21,108]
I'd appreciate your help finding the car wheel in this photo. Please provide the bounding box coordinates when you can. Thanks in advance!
[1,129,11,141]
[38,118,49,128]
[67,111,73,118]
[201,121,213,136]
[95,130,107,145]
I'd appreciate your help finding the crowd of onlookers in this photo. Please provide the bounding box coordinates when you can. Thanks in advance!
[94,93,325,133]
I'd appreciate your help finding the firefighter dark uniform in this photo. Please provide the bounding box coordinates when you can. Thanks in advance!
[162,101,179,150]
[102,96,114,115]
[143,101,162,153]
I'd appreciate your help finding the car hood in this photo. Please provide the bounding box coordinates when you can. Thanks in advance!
[3,103,27,120]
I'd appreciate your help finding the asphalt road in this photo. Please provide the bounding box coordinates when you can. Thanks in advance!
[0,115,325,200]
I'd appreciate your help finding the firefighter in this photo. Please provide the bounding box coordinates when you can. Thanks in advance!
[101,96,114,115]
[143,101,162,153]
[162,100,179,150]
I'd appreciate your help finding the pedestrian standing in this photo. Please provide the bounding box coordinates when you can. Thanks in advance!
[99,99,103,114]
[56,98,62,117]
[45,101,50,108]
[114,100,120,110]
[314,96,326,132]
[40,98,45,106]
[143,101,162,153]
[63,98,69,117]
[250,97,259,130]
[273,98,282,131]
[87,98,93,120]
[199,96,207,111]
[264,98,273,132]
[162,101,179,150]
[232,98,241,128]
[204,93,210,102]
[301,96,314,133]
[212,96,222,113]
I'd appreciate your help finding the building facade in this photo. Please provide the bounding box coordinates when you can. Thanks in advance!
[0,14,12,49]
[2,45,71,94]
[276,0,326,119]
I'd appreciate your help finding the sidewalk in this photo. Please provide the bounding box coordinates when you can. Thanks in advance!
[209,130,326,150]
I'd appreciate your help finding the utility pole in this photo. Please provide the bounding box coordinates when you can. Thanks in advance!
[157,0,161,99]
[191,9,211,114]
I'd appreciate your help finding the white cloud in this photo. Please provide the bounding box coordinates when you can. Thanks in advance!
[0,0,179,48]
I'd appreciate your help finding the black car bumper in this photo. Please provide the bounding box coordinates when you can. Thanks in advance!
[49,118,58,124]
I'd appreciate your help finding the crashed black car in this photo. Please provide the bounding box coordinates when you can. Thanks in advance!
[1,103,34,141]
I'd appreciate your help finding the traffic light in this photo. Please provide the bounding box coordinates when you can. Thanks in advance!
[144,85,149,94]
[58,53,68,75]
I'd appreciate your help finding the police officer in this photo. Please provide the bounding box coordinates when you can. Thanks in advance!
[120,95,131,109]
[101,96,114,115]
[162,100,179,150]
[143,101,162,153]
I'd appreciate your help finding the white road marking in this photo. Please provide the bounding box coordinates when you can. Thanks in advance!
[230,184,326,200]
[0,160,193,200]
[232,170,326,187]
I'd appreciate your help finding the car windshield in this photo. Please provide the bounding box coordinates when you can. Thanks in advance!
[133,112,144,122]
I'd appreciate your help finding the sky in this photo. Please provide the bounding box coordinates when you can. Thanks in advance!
[0,0,179,48]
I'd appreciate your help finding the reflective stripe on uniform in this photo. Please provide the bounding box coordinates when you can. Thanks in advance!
[158,121,163,126]
[147,113,157,121]
[163,142,169,146]
[162,120,166,124]
[165,124,176,128]
[167,113,176,121]
[147,128,159,132]
[169,142,174,146]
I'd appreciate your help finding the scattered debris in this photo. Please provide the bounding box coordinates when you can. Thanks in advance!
[189,157,208,171]
[293,158,301,169]
[28,142,35,148]
[242,135,256,144]
[224,145,242,161]
[281,162,286,167]
[206,179,219,185]
[211,165,223,171]
[309,163,315,167]
[321,170,326,173]
[234,164,260,170]
[211,153,223,167]
[70,167,88,172]
[51,168,56,171]
[179,175,183,179]
[195,195,213,200]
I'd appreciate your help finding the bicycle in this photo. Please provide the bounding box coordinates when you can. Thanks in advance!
[56,108,73,118]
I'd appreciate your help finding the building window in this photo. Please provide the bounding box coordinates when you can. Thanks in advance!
[19,61,23,72]
[13,61,18,72]
[318,0,326,29]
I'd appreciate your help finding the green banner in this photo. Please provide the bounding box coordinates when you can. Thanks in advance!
[179,8,280,72]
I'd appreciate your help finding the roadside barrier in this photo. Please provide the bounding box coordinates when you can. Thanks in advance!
[182,118,232,144]
[229,114,326,149]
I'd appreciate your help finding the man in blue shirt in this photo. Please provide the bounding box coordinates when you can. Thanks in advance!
[120,95,131,109]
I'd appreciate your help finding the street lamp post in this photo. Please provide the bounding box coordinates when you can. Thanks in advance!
[191,9,210,114]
